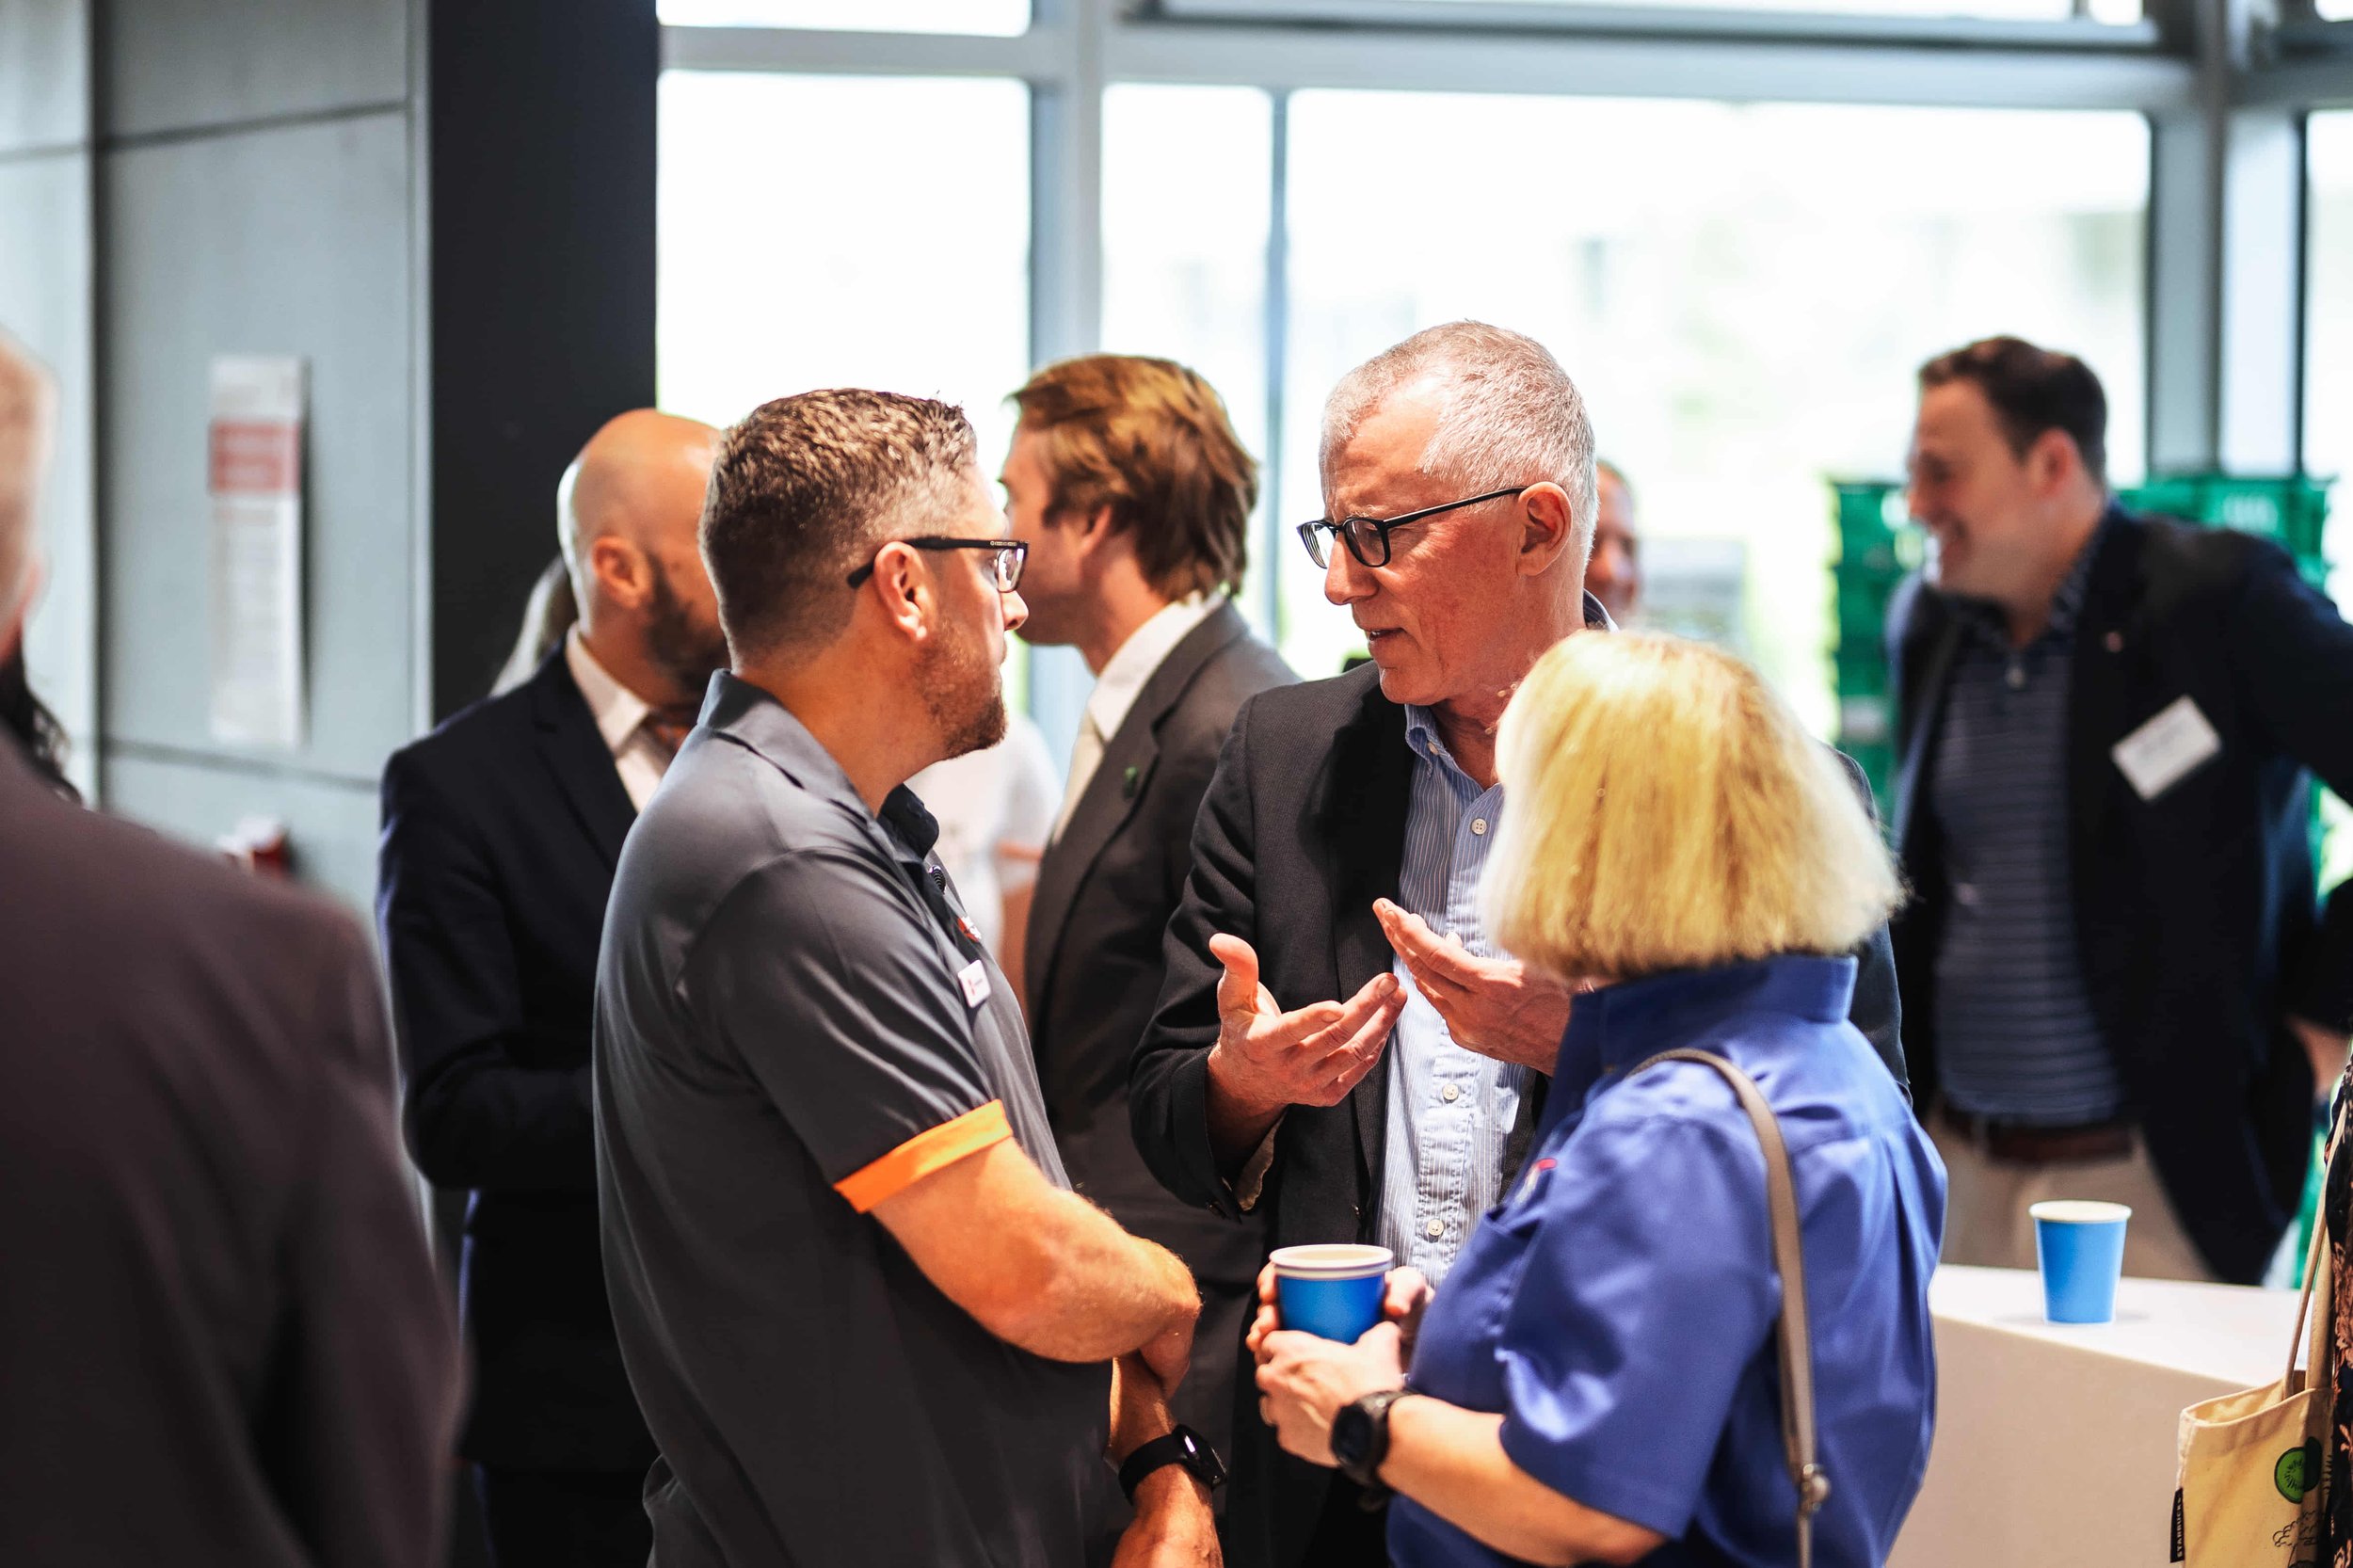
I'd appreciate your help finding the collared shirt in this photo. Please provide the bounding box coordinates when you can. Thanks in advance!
[1394,956,1947,1568]
[593,673,1110,1568]
[1377,710,1529,1283]
[564,627,668,811]
[1927,514,2122,1126]
[1053,592,1216,836]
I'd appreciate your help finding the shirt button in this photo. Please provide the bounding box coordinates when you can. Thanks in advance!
[1441,1083,1462,1103]
[2005,662,2026,691]
[1424,1217,1445,1240]
[1470,817,1489,836]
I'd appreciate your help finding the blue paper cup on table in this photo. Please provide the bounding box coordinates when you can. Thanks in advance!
[1271,1244,1394,1343]
[2030,1200,2132,1324]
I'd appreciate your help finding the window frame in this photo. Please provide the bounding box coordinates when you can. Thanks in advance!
[658,0,2353,749]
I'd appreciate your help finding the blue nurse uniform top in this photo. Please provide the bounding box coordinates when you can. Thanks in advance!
[1392,954,1946,1568]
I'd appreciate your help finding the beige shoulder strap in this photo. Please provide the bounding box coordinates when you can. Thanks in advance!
[1628,1048,1830,1568]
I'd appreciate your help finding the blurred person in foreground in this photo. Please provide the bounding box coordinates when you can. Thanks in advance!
[594,389,1220,1567]
[1254,630,1945,1568]
[1,642,77,798]
[378,409,723,1565]
[1586,459,1642,625]
[0,336,460,1562]
[1005,353,1296,1472]
[1128,321,1908,1568]
[1890,335,2353,1284]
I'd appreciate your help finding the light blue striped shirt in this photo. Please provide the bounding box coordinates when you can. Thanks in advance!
[1378,709,1532,1284]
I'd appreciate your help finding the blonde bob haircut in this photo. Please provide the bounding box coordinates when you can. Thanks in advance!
[1481,632,1900,983]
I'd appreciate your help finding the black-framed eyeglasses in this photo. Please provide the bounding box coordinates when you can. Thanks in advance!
[1297,487,1531,570]
[846,537,1029,592]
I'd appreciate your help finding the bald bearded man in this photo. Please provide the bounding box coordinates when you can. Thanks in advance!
[377,410,724,1567]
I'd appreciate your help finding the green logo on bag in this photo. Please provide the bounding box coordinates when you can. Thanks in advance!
[2275,1440,2320,1503]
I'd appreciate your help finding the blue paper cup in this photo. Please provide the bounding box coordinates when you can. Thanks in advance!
[1271,1244,1394,1343]
[2030,1200,2133,1324]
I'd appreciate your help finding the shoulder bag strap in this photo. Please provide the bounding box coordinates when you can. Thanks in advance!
[2286,1089,2352,1393]
[1628,1048,1829,1568]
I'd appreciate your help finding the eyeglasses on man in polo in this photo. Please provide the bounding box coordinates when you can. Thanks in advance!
[846,537,1030,592]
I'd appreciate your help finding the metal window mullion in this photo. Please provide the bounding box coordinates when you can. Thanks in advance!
[1102,20,2197,109]
[1261,88,1290,643]
[1022,0,1108,758]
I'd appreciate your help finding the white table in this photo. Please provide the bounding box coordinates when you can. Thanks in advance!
[1889,1265,2306,1568]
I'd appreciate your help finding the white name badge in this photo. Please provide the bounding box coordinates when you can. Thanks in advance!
[2111,696,2222,801]
[957,959,992,1010]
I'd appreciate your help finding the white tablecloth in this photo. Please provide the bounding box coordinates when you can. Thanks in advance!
[1889,1264,2306,1568]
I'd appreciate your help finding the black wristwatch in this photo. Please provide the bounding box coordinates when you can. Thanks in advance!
[1119,1425,1227,1503]
[1331,1388,1413,1491]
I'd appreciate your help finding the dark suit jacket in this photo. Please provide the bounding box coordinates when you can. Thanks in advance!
[1027,601,1296,1263]
[0,741,459,1568]
[1129,600,1907,1568]
[376,648,655,1472]
[1889,508,2353,1284]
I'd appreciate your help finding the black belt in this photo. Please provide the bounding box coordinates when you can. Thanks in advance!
[1939,1107,2135,1167]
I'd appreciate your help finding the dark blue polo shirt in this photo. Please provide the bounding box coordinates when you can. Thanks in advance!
[593,673,1112,1568]
[1926,515,2123,1125]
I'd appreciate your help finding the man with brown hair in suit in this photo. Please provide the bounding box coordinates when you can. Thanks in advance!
[0,331,460,1566]
[1006,354,1296,1488]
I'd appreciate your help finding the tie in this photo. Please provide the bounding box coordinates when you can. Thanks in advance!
[643,706,700,762]
[1050,710,1107,842]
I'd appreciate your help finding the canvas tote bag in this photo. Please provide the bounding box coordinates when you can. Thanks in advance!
[2171,1094,2346,1566]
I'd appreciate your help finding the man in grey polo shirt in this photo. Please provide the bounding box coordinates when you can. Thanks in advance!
[595,390,1223,1567]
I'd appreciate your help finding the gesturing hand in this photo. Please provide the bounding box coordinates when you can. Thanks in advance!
[1373,900,1576,1073]
[1204,934,1406,1128]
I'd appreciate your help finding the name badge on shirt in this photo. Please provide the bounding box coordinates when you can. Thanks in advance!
[957,959,992,1010]
[2111,696,2221,802]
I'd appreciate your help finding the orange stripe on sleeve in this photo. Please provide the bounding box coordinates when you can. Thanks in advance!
[833,1101,1013,1213]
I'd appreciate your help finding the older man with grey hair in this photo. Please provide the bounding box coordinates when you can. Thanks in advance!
[1130,320,1907,1568]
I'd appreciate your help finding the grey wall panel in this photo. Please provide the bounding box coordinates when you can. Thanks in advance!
[0,0,90,154]
[99,0,407,141]
[100,746,384,916]
[101,110,414,782]
[0,149,98,795]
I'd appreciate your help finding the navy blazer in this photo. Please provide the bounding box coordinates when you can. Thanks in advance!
[1129,600,1906,1568]
[1889,508,2353,1284]
[376,649,654,1473]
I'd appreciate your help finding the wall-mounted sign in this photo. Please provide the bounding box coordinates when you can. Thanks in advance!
[207,355,306,749]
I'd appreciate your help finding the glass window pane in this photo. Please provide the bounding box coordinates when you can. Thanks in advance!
[659,72,1033,699]
[660,0,1029,34]
[1100,85,1274,630]
[659,72,1032,472]
[1282,93,2148,728]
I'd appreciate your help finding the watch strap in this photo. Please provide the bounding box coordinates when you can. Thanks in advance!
[1118,1426,1225,1503]
[1337,1387,1412,1489]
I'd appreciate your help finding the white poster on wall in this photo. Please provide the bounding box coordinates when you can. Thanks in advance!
[206,355,306,749]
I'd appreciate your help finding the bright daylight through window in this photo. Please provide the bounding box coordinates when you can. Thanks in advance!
[1276,95,2147,724]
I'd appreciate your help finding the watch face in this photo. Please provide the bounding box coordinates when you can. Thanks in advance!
[1329,1404,1370,1470]
[1186,1431,1229,1490]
